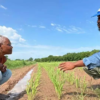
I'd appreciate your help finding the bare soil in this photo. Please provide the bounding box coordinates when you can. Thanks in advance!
[18,67,100,100]
[0,64,36,100]
[1,65,100,100]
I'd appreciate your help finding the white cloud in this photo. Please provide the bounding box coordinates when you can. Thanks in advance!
[27,25,46,28]
[0,5,7,10]
[51,23,56,26]
[51,23,85,34]
[8,44,100,60]
[56,27,63,32]
[39,26,46,28]
[0,26,25,43]
[66,26,85,34]
[63,29,71,33]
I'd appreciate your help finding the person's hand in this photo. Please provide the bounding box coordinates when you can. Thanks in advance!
[58,62,76,72]
[0,64,7,73]
[1,65,7,73]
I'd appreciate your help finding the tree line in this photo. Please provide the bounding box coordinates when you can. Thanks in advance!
[34,49,100,62]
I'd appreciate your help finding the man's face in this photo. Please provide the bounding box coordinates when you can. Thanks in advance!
[97,15,100,31]
[1,38,13,55]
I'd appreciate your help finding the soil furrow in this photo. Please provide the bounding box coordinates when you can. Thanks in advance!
[0,64,36,100]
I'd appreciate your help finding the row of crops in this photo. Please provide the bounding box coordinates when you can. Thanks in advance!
[26,62,100,100]
[26,65,41,100]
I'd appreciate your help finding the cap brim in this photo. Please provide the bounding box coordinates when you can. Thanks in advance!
[92,12,100,17]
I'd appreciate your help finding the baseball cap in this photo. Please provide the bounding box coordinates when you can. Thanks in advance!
[92,8,100,17]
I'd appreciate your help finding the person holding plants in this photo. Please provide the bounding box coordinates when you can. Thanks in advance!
[0,35,12,85]
[59,9,100,79]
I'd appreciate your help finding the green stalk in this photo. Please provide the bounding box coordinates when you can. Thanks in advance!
[26,65,41,100]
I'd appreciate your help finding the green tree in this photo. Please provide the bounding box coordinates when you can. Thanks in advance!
[28,57,33,61]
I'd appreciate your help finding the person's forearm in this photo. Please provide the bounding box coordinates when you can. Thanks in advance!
[73,60,85,68]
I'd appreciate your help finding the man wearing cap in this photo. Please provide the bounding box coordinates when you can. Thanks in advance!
[58,9,100,79]
[0,35,12,85]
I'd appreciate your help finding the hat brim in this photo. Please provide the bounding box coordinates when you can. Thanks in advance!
[92,12,100,17]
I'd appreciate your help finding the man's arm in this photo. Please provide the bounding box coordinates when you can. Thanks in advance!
[58,51,100,71]
[58,60,85,71]
[74,60,85,67]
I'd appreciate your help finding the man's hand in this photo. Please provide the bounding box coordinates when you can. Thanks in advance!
[0,63,7,73]
[58,62,76,72]
[58,60,85,72]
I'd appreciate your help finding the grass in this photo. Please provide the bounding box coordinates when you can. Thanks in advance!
[5,60,36,69]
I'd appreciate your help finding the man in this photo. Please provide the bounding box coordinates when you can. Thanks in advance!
[59,9,100,79]
[0,35,12,85]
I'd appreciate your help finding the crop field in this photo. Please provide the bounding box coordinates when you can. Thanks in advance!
[24,62,100,100]
[1,61,100,100]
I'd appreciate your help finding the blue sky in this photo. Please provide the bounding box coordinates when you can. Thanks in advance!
[0,0,100,60]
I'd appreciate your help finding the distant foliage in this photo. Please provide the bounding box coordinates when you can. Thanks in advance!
[5,59,36,69]
[34,49,100,62]
[28,57,33,61]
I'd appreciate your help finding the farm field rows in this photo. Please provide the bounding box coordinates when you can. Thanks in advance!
[20,62,100,100]
[1,62,100,100]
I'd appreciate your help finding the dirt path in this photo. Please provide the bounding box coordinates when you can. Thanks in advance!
[19,68,58,100]
[34,68,58,100]
[0,64,36,100]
